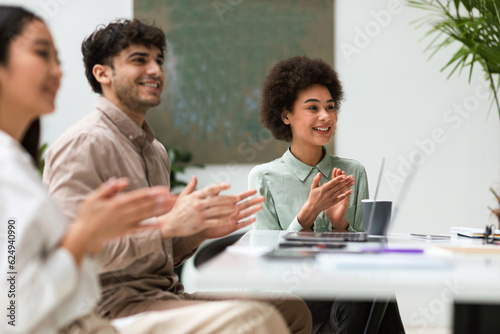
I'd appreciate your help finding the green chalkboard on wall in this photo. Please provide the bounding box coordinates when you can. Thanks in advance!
[135,0,334,164]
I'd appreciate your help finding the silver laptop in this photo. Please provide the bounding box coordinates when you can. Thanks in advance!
[283,231,368,243]
[282,159,388,243]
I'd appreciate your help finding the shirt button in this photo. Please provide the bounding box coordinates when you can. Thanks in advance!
[129,135,133,140]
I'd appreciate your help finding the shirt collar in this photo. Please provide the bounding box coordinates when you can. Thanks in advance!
[96,96,155,147]
[282,146,332,181]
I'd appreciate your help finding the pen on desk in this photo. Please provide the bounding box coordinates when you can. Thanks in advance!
[278,242,346,249]
[382,248,424,254]
[410,233,450,240]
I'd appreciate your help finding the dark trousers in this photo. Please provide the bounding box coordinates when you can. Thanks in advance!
[305,299,405,334]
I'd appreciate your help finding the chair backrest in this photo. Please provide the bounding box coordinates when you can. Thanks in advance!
[194,232,245,268]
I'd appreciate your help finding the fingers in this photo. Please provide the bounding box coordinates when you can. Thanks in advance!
[199,205,238,219]
[325,183,354,204]
[332,189,354,205]
[195,194,244,220]
[236,196,265,212]
[179,176,197,197]
[311,172,321,190]
[194,183,231,198]
[331,184,355,202]
[329,169,348,184]
[237,204,262,221]
[113,186,168,206]
[323,174,355,191]
[113,186,167,210]
[233,218,256,230]
[153,192,175,216]
[202,217,235,228]
[91,177,130,200]
[163,195,177,213]
[119,192,170,225]
[204,216,257,238]
[209,182,227,197]
[331,176,355,194]
[235,189,257,202]
[196,195,237,210]
[312,171,354,207]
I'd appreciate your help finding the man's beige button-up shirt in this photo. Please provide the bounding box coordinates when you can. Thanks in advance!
[43,97,195,317]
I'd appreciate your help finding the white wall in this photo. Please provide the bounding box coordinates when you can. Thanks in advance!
[183,0,500,235]
[0,0,133,144]
[334,0,500,234]
[7,0,499,234]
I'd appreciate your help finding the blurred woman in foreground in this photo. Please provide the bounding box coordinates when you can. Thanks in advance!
[0,6,170,333]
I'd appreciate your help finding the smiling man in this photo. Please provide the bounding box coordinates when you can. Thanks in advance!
[43,19,311,334]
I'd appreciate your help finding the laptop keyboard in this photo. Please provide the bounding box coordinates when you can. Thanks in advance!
[284,231,368,242]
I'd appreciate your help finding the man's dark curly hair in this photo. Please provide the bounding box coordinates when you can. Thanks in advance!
[82,18,166,94]
[259,55,344,142]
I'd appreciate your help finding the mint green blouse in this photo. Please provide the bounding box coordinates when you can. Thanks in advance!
[248,147,369,232]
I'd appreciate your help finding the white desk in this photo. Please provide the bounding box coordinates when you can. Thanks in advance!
[195,230,500,303]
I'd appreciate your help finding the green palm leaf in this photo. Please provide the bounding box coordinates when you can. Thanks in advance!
[409,0,500,118]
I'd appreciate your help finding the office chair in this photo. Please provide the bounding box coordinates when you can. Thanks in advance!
[193,232,245,268]
[454,303,500,334]
[364,300,389,334]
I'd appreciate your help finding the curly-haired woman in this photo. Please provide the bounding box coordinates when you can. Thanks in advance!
[248,55,405,333]
[249,55,367,233]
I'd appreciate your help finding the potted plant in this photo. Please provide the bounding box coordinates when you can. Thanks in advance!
[489,188,500,224]
[409,0,500,117]
[38,143,48,176]
[409,0,500,226]
[166,145,204,191]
